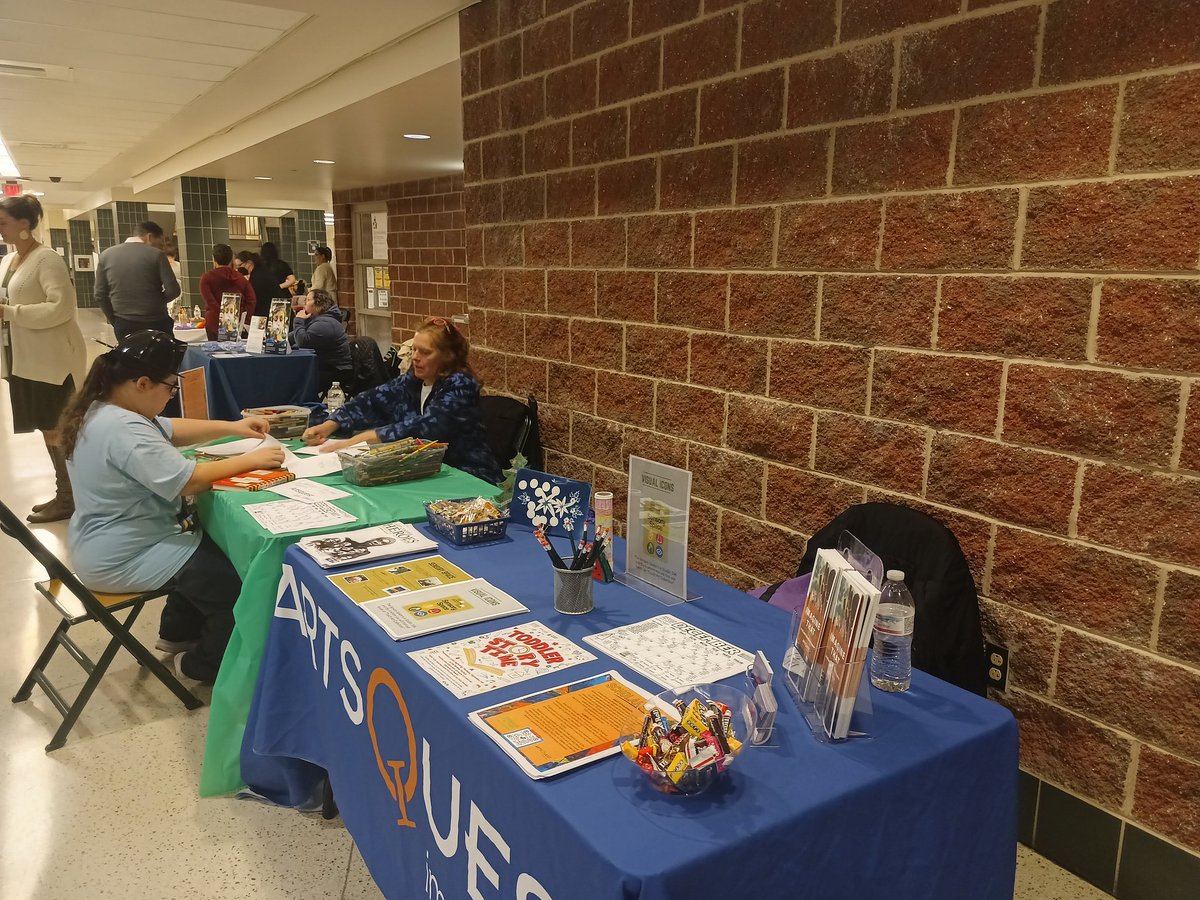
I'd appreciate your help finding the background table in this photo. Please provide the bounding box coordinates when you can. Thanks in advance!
[181,346,319,420]
[196,461,497,796]
[242,532,1018,900]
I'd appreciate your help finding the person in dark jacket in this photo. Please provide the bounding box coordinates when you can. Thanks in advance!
[300,316,501,484]
[289,289,352,397]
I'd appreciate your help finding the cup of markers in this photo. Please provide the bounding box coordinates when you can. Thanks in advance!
[534,525,608,615]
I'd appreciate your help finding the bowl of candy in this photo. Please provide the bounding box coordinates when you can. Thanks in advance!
[619,683,756,796]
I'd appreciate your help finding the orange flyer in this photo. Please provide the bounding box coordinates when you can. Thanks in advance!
[469,671,656,779]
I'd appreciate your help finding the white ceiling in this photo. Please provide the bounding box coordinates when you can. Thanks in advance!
[0,0,471,214]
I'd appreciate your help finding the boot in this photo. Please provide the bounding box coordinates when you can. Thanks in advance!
[27,436,74,524]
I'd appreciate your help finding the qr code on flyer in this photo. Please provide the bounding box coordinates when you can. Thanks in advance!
[503,728,542,748]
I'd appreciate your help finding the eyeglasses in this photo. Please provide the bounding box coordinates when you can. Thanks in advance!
[157,379,181,397]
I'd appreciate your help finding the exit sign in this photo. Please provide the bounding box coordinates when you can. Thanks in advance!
[2,182,20,197]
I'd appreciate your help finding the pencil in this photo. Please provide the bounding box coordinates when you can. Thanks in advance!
[534,525,566,569]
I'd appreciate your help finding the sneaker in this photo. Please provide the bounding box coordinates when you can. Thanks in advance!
[155,637,199,654]
[173,652,216,686]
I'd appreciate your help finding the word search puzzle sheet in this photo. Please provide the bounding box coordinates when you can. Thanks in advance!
[584,615,753,690]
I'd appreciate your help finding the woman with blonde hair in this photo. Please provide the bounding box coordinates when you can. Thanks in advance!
[0,194,85,522]
[301,317,500,483]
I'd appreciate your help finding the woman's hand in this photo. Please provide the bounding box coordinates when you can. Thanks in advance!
[318,429,378,454]
[242,445,286,470]
[294,308,310,320]
[231,417,271,439]
[302,420,339,445]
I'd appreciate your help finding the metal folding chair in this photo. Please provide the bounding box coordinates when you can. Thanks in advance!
[0,500,203,751]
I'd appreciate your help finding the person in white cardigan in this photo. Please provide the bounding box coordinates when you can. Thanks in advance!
[0,194,86,522]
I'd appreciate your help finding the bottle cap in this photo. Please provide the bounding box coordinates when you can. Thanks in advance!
[886,569,905,581]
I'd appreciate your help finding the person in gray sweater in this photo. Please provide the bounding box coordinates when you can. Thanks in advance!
[290,288,352,397]
[94,220,180,340]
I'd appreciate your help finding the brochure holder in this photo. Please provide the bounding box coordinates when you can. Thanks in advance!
[782,529,882,743]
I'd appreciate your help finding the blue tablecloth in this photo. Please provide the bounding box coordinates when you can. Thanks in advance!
[181,346,318,420]
[243,531,1018,900]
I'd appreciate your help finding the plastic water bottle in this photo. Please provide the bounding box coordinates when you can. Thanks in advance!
[870,569,916,692]
[325,381,345,414]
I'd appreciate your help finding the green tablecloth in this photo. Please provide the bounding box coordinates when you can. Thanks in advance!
[196,460,495,796]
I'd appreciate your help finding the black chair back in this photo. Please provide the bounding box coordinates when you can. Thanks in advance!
[347,335,389,396]
[796,502,988,696]
[480,394,543,470]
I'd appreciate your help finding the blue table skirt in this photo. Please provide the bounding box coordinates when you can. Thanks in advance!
[181,346,318,421]
[243,530,1018,900]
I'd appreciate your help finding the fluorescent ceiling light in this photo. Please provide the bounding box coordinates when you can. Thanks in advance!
[31,191,45,196]
[253,175,272,180]
[312,159,335,165]
[403,133,431,140]
[0,130,20,178]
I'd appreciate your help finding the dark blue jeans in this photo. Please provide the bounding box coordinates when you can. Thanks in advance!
[159,533,241,681]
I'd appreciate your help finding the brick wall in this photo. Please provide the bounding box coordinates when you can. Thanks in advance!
[332,175,467,344]
[459,0,1200,863]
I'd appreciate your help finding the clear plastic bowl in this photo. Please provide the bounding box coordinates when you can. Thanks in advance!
[622,683,756,796]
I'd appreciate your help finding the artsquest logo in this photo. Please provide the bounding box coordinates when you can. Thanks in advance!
[366,666,419,828]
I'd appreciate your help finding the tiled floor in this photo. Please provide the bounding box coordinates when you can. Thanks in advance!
[0,310,1110,899]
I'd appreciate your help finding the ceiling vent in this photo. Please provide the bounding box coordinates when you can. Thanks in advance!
[0,61,73,81]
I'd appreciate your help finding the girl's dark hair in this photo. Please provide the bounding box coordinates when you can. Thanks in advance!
[416,317,477,383]
[259,241,280,262]
[0,193,43,228]
[58,354,141,458]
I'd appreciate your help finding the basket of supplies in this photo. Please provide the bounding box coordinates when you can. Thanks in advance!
[337,438,447,486]
[424,497,509,545]
[241,405,310,439]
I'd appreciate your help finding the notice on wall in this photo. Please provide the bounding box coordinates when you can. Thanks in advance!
[370,211,388,260]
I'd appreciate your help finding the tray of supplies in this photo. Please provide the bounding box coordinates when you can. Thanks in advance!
[241,405,310,439]
[338,437,447,486]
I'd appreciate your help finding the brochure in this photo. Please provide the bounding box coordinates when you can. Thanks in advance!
[265,299,290,353]
[218,292,243,341]
[583,614,753,690]
[296,521,437,568]
[812,568,881,740]
[468,671,656,779]
[359,578,528,641]
[784,548,854,699]
[325,555,472,605]
[408,621,596,699]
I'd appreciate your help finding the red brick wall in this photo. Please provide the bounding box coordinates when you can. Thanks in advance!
[332,174,467,343]
[460,0,1200,856]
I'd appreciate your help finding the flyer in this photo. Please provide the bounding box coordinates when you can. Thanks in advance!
[408,621,596,699]
[468,671,655,779]
[583,615,753,690]
[326,555,472,605]
[296,521,436,568]
[360,578,528,641]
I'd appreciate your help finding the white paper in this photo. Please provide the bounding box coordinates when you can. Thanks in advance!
[265,479,352,502]
[245,315,266,354]
[212,351,251,358]
[294,440,367,457]
[408,621,596,699]
[583,615,753,691]
[243,499,357,535]
[361,579,528,641]
[287,453,345,478]
[198,433,282,457]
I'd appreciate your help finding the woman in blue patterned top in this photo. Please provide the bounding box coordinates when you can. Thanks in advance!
[301,317,501,483]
